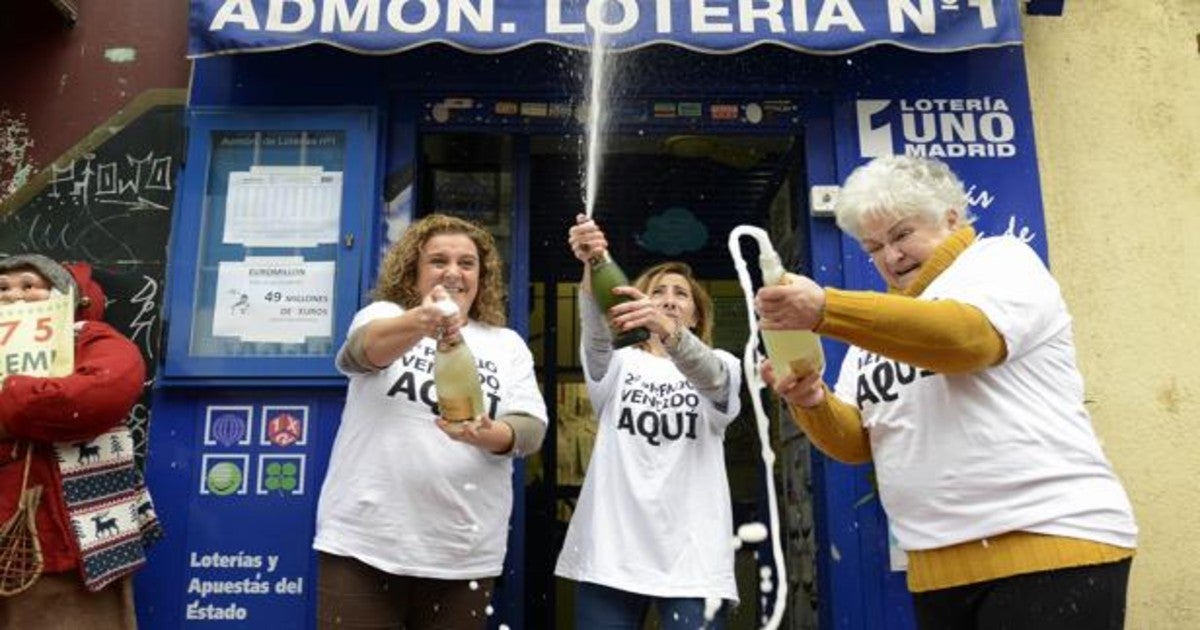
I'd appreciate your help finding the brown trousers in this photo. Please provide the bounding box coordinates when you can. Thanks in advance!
[317,552,494,630]
[0,573,136,630]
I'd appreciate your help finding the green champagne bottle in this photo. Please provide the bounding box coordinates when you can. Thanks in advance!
[589,251,650,349]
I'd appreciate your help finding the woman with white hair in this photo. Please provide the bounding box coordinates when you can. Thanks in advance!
[756,155,1137,629]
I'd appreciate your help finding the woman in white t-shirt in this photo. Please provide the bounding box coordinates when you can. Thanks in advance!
[555,215,743,630]
[313,213,548,630]
[757,156,1137,630]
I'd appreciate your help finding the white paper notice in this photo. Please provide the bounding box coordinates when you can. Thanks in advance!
[224,166,342,247]
[212,257,335,343]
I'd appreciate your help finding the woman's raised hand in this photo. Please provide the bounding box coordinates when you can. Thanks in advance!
[755,273,826,332]
[420,285,464,341]
[568,213,608,263]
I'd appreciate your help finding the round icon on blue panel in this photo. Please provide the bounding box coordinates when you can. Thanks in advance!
[212,413,248,446]
[207,462,243,495]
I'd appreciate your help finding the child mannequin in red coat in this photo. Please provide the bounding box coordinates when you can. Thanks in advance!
[0,254,159,629]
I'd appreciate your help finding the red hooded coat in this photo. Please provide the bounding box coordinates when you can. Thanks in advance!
[0,261,147,576]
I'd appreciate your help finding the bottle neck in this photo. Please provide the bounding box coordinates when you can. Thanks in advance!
[436,334,462,352]
[587,250,613,267]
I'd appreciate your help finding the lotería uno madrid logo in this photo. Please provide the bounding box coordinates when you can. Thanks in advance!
[856,98,1018,159]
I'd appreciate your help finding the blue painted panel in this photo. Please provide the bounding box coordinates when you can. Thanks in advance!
[832,46,1047,262]
[137,388,342,628]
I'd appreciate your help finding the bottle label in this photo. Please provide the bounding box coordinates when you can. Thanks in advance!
[439,396,474,422]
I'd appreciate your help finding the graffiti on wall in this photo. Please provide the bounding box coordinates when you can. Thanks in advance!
[47,150,173,209]
[0,97,185,467]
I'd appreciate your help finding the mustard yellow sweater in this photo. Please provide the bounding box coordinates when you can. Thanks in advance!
[790,226,1133,592]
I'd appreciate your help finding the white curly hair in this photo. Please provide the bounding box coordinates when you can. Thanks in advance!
[834,155,975,241]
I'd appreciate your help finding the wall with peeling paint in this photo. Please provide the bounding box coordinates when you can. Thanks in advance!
[1023,3,1200,627]
[0,0,188,199]
[0,110,35,197]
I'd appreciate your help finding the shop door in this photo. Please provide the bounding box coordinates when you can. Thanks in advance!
[517,132,818,630]
[416,120,824,629]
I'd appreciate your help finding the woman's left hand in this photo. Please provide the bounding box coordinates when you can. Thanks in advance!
[436,415,516,454]
[761,358,826,408]
[608,286,677,342]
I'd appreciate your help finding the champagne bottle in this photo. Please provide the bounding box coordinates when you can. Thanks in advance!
[588,250,650,349]
[432,298,485,423]
[758,245,825,379]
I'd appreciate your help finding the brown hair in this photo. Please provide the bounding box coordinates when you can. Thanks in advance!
[373,213,507,326]
[633,261,714,346]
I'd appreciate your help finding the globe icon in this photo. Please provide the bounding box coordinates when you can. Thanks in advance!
[207,462,243,495]
[212,413,247,446]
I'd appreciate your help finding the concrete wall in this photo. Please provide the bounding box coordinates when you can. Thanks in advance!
[1022,3,1200,627]
[0,0,188,198]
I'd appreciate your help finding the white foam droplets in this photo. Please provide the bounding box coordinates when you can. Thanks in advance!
[468,580,479,591]
[831,544,842,562]
[435,297,459,317]
[704,597,722,621]
[737,522,769,544]
[486,605,494,616]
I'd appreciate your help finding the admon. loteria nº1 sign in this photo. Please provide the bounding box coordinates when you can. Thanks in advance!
[191,0,1022,57]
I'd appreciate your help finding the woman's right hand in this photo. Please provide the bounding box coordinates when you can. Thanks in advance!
[761,359,826,408]
[568,213,608,264]
[420,285,464,341]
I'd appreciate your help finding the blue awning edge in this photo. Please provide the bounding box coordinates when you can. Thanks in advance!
[190,0,1024,59]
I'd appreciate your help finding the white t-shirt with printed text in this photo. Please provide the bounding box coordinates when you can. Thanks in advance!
[555,346,743,602]
[314,301,548,579]
[832,236,1137,552]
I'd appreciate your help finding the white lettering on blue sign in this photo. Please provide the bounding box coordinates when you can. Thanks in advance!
[857,97,1018,159]
[206,0,1000,37]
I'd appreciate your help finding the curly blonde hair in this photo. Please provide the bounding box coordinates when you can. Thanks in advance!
[373,213,507,326]
[633,261,714,346]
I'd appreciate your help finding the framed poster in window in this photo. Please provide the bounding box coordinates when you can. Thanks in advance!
[163,109,377,380]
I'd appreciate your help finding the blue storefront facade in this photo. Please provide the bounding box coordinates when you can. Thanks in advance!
[139,2,1054,628]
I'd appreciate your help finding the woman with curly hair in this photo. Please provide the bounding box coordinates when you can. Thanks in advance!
[313,213,547,630]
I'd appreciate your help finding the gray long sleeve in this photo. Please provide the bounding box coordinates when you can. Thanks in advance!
[336,326,380,375]
[579,290,614,382]
[499,412,546,458]
[665,329,732,413]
